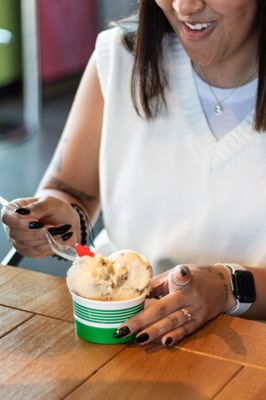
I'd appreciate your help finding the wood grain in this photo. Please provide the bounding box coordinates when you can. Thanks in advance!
[2,265,266,400]
[178,315,266,369]
[65,344,241,400]
[0,305,33,338]
[0,265,73,321]
[0,314,125,400]
[215,367,266,400]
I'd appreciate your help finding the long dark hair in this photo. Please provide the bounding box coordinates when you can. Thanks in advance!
[119,0,266,132]
[255,0,266,131]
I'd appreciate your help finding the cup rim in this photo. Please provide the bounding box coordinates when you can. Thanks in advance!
[70,290,146,305]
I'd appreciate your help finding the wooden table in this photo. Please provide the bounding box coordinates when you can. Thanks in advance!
[0,264,265,400]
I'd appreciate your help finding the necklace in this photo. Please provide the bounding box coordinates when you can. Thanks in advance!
[199,69,257,116]
[207,86,238,116]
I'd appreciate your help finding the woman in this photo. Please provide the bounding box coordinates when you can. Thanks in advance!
[2,0,266,346]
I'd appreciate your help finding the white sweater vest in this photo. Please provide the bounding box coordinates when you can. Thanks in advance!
[95,27,266,274]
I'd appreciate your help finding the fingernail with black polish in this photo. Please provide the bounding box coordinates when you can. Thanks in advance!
[28,221,44,229]
[136,333,149,344]
[61,232,73,241]
[48,224,72,236]
[15,208,31,215]
[113,326,131,339]
[165,337,173,346]
[180,266,188,277]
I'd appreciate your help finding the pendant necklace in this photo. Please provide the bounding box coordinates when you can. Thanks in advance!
[208,85,238,116]
[199,69,257,116]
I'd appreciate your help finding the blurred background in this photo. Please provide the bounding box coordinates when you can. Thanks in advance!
[0,0,137,275]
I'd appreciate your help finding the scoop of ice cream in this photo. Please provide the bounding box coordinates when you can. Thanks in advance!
[109,250,152,300]
[66,249,152,300]
[66,254,114,300]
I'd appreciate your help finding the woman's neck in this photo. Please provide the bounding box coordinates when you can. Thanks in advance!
[193,62,257,89]
[192,33,258,89]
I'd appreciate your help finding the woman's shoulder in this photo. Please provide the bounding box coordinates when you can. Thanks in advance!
[95,27,134,96]
[95,26,130,53]
[95,26,135,72]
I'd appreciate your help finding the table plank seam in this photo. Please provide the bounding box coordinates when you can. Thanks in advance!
[62,345,129,399]
[176,346,266,371]
[211,365,244,399]
[0,302,73,323]
[0,313,35,341]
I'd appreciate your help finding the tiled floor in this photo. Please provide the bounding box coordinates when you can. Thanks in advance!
[0,86,102,276]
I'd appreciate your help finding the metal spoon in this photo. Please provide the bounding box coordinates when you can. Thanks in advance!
[0,195,76,261]
[42,228,76,261]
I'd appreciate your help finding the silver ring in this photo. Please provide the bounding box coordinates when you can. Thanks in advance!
[5,202,20,211]
[170,269,192,289]
[181,308,192,321]
[11,202,20,209]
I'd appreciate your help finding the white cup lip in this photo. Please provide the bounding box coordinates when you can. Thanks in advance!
[70,290,146,306]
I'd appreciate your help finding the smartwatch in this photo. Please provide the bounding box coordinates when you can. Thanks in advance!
[222,264,256,316]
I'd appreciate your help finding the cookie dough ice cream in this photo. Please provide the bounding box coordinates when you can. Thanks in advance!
[67,249,153,300]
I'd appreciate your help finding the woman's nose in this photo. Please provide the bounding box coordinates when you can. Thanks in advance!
[173,0,205,17]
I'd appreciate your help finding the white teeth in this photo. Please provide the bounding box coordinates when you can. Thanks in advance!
[185,22,211,31]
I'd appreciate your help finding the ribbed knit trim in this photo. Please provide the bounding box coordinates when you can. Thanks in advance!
[95,27,123,97]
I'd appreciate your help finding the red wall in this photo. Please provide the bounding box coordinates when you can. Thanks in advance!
[38,0,97,83]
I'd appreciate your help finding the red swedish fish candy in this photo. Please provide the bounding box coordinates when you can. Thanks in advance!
[74,243,95,257]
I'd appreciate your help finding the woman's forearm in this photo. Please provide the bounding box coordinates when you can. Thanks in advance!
[36,179,100,226]
[216,263,266,320]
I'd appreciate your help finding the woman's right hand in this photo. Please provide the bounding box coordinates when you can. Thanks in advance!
[115,263,236,346]
[1,196,80,258]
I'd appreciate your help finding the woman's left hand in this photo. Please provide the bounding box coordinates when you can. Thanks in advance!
[114,263,236,346]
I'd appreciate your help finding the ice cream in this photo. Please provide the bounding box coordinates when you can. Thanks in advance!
[66,249,153,300]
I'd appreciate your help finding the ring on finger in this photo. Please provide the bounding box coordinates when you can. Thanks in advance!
[180,308,192,321]
[137,307,192,344]
[170,269,192,289]
[6,202,19,211]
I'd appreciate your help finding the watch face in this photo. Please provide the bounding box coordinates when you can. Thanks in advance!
[233,271,256,303]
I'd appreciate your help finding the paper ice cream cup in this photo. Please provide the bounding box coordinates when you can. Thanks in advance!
[71,291,146,344]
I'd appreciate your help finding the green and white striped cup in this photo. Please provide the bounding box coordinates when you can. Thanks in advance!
[71,291,146,344]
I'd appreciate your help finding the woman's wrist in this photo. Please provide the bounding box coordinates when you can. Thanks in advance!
[70,203,95,246]
[214,264,237,313]
[71,203,88,245]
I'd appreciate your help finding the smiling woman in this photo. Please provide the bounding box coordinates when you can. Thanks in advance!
[2,0,266,347]
[128,0,263,126]
[159,0,258,83]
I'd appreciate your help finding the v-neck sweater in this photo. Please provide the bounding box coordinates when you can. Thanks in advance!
[95,27,266,274]
[193,69,257,139]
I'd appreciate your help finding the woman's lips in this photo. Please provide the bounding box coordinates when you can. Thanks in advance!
[179,21,216,40]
